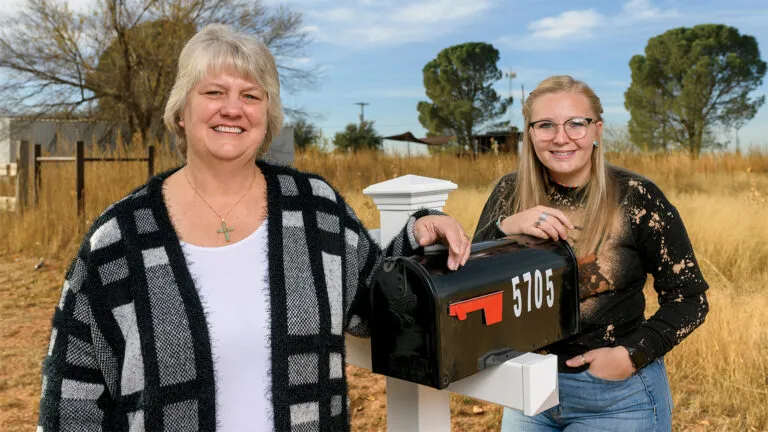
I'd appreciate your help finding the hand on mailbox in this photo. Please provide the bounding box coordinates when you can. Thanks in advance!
[498,205,575,241]
[412,215,471,271]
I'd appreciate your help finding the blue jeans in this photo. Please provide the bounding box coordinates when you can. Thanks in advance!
[501,358,673,431]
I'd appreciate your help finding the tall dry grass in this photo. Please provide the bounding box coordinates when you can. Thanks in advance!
[1,143,767,430]
[0,137,182,256]
[649,191,768,431]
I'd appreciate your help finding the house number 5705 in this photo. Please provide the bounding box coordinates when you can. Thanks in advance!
[511,269,554,318]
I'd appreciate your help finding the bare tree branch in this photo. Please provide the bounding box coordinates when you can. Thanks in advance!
[0,0,316,142]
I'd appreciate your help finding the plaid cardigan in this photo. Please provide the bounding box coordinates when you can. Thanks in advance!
[38,161,431,431]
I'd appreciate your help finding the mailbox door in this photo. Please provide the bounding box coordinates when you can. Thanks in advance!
[370,260,442,388]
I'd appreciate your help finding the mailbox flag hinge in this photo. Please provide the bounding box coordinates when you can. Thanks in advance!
[449,291,503,326]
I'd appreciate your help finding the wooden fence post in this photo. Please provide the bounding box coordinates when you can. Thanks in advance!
[147,145,155,178]
[16,140,29,214]
[33,144,41,208]
[76,141,85,224]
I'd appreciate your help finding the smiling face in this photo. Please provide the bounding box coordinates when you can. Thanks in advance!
[179,69,268,164]
[529,91,602,186]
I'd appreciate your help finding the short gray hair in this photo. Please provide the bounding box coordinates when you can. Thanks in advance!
[163,24,284,158]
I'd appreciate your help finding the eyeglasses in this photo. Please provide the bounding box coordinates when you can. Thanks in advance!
[529,117,594,140]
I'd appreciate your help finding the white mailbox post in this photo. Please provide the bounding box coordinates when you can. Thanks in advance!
[344,175,560,432]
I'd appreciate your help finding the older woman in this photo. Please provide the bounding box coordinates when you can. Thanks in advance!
[473,76,709,431]
[38,24,470,431]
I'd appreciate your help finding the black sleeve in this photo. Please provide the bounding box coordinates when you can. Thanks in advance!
[472,173,516,242]
[618,178,709,368]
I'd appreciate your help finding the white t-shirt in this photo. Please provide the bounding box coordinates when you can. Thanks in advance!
[181,222,272,431]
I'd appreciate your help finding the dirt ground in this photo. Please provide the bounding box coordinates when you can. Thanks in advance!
[0,254,501,431]
[0,255,64,430]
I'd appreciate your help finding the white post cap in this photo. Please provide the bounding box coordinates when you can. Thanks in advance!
[363,175,457,245]
[363,174,458,210]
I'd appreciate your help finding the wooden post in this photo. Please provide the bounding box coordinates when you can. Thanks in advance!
[16,140,29,214]
[33,144,41,207]
[147,145,155,178]
[76,141,85,224]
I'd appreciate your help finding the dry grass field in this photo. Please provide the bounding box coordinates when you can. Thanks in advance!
[1,141,767,431]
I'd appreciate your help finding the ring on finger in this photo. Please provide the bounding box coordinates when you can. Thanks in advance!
[538,212,549,223]
[581,354,588,365]
[534,220,541,228]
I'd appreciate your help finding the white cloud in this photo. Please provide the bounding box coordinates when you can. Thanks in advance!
[304,0,496,47]
[499,0,678,51]
[345,25,440,46]
[399,0,491,24]
[322,7,357,22]
[527,10,603,40]
[620,0,679,21]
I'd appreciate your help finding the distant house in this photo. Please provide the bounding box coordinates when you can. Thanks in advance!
[474,128,522,155]
[0,116,295,166]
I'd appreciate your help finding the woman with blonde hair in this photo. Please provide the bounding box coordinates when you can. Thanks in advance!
[37,24,471,431]
[473,75,708,431]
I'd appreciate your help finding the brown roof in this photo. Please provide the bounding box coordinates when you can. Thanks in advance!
[383,132,452,146]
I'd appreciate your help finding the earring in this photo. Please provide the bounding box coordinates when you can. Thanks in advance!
[593,141,599,147]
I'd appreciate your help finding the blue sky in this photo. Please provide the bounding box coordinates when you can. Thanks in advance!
[16,0,768,154]
[268,0,768,154]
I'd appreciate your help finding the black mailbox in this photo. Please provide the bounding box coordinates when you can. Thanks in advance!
[370,236,579,389]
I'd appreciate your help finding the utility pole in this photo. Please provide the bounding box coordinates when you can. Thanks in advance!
[354,102,370,125]
[505,71,517,128]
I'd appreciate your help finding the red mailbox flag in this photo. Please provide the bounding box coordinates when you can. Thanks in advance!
[448,291,503,326]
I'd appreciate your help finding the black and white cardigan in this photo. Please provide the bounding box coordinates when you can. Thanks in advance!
[38,161,432,431]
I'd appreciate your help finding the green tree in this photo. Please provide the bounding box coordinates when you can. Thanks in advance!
[333,121,381,152]
[417,42,512,157]
[288,117,319,150]
[625,24,766,158]
[0,0,316,144]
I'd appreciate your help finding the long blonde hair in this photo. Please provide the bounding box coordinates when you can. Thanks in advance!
[508,75,619,256]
